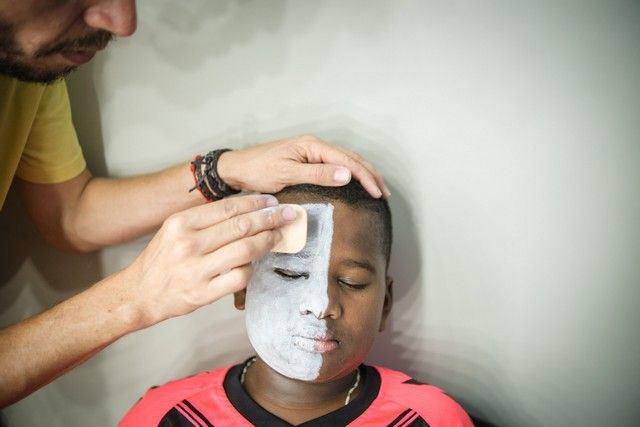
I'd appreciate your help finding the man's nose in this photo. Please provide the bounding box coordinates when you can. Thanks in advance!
[84,0,137,37]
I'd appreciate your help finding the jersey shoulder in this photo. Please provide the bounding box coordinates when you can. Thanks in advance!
[118,365,231,427]
[373,365,474,427]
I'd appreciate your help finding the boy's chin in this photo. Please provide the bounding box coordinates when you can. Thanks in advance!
[257,354,362,384]
[312,358,366,383]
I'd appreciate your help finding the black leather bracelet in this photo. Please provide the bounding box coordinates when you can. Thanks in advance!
[189,155,220,201]
[203,149,241,198]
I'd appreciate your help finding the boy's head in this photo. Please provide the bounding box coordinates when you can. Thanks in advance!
[234,181,393,383]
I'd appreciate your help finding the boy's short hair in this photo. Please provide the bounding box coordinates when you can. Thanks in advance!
[275,180,392,268]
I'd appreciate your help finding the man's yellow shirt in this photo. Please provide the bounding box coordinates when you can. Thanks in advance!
[0,75,86,208]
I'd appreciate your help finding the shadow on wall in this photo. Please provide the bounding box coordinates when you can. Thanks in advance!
[419,337,540,427]
[93,0,393,112]
[366,179,422,367]
[0,188,103,315]
[92,0,297,109]
[141,0,291,70]
[66,61,109,177]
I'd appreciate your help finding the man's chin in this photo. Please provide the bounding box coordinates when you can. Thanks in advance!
[0,59,76,84]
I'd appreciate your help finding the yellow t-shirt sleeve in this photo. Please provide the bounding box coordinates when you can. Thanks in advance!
[15,79,86,184]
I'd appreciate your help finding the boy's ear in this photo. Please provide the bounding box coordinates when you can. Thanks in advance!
[233,289,247,310]
[379,276,393,332]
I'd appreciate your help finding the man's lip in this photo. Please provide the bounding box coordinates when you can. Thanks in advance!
[59,49,97,65]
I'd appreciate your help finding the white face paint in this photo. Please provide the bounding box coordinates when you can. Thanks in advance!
[245,203,334,381]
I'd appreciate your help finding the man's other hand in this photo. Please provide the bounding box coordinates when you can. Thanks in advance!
[216,135,390,199]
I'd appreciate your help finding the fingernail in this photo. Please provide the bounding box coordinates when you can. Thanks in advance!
[263,195,279,207]
[261,206,277,216]
[334,167,351,184]
[383,185,391,198]
[281,206,297,221]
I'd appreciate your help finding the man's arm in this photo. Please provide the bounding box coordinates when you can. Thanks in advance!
[18,165,202,252]
[18,135,389,252]
[0,269,140,407]
[0,194,293,408]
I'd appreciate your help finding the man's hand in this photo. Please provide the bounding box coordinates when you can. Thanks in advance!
[122,194,295,326]
[0,194,295,407]
[217,135,390,198]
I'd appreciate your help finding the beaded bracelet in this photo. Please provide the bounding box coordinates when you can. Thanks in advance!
[189,149,240,201]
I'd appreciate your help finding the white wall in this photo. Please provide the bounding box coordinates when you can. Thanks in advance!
[2,1,639,425]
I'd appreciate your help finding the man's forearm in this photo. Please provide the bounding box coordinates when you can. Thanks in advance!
[0,268,145,408]
[24,137,389,252]
[68,163,204,250]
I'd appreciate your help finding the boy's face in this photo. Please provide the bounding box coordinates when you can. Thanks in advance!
[240,196,392,383]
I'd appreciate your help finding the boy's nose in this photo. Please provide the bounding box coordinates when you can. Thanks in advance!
[299,282,342,319]
[84,0,137,37]
[299,289,326,318]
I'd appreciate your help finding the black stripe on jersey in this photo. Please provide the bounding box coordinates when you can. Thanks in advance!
[176,403,203,427]
[402,378,426,385]
[182,400,214,427]
[387,409,412,426]
[387,408,430,427]
[401,415,429,427]
[159,407,199,427]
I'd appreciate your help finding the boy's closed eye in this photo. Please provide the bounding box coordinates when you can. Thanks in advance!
[273,268,372,290]
[273,268,310,280]
[337,278,370,290]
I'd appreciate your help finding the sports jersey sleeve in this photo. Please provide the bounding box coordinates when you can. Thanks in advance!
[119,368,234,427]
[120,386,182,427]
[15,79,86,184]
[361,366,474,427]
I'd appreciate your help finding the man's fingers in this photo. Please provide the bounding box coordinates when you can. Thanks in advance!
[201,229,280,278]
[206,264,253,304]
[288,164,354,189]
[198,204,297,254]
[334,146,390,198]
[168,194,279,231]
[303,141,387,198]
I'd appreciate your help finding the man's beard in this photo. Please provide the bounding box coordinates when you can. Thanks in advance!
[0,20,112,84]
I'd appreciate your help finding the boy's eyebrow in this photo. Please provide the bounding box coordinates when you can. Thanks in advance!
[273,250,313,260]
[341,258,377,274]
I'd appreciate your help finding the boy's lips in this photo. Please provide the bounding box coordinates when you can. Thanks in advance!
[293,334,339,353]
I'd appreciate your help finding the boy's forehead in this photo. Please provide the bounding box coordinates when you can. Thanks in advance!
[299,203,334,255]
[275,194,385,266]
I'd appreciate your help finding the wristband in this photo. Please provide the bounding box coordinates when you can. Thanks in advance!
[189,155,219,201]
[188,149,240,201]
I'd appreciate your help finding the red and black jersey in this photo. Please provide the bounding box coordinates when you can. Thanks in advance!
[120,360,473,426]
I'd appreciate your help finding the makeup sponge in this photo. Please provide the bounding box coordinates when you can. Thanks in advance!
[271,204,307,253]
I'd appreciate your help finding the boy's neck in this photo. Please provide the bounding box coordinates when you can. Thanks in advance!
[242,357,362,425]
